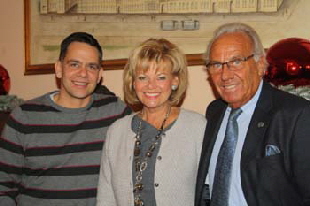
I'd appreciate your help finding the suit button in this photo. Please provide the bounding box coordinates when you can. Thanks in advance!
[154,183,159,187]
[157,156,162,160]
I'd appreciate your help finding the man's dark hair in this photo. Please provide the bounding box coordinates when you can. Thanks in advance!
[58,32,103,62]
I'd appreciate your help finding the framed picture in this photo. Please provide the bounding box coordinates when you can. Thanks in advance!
[24,0,289,75]
[24,0,206,75]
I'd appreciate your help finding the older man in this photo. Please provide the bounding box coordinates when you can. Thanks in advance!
[195,23,310,206]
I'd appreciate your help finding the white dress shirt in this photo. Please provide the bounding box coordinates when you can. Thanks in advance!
[208,81,263,205]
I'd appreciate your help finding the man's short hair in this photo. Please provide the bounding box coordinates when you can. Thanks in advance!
[204,22,267,67]
[58,32,103,62]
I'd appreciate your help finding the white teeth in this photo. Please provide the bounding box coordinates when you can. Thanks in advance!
[145,93,159,97]
[223,85,236,90]
[74,82,87,86]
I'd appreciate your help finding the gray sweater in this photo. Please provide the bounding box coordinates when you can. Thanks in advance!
[0,90,131,206]
[97,108,207,206]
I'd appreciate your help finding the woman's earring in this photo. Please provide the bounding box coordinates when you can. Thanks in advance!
[171,85,178,91]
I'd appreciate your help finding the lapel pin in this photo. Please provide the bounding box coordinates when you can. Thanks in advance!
[257,122,264,128]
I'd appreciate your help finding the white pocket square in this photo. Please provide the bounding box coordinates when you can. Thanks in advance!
[265,144,281,157]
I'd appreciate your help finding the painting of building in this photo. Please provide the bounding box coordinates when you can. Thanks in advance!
[30,0,294,67]
[39,0,284,14]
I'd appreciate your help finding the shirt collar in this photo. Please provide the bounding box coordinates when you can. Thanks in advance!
[226,80,263,115]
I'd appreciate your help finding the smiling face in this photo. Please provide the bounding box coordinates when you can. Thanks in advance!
[209,32,265,108]
[133,62,179,112]
[55,42,102,108]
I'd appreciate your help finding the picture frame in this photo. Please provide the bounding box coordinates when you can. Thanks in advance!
[24,0,204,75]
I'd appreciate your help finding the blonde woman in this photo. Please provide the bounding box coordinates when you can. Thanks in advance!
[97,38,206,206]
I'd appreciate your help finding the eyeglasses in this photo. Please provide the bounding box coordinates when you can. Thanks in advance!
[206,54,255,74]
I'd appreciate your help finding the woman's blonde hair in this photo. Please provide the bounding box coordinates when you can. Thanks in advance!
[124,38,188,106]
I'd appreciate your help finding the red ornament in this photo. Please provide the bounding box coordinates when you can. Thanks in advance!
[0,64,10,95]
[265,38,310,87]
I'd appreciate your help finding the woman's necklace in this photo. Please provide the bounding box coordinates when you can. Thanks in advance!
[133,107,171,206]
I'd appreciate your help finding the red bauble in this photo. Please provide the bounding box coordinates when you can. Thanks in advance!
[0,64,10,95]
[265,38,310,87]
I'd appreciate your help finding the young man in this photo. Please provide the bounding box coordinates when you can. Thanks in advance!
[0,32,131,205]
[195,23,310,206]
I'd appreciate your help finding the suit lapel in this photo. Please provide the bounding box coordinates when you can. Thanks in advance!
[199,100,227,185]
[241,82,274,169]
[202,102,227,170]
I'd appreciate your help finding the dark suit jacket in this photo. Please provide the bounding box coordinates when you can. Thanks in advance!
[195,82,310,206]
